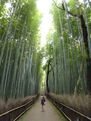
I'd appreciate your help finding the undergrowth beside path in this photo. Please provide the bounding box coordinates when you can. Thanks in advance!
[50,93,91,117]
[0,96,35,115]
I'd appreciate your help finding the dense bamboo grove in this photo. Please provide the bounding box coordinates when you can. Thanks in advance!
[0,0,42,100]
[0,0,91,103]
[45,0,91,95]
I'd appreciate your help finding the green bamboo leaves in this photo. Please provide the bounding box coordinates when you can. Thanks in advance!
[0,0,41,100]
[45,0,91,95]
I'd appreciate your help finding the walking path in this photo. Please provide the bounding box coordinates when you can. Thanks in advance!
[17,97,67,121]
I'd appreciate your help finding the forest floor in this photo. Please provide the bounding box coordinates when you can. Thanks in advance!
[17,97,67,121]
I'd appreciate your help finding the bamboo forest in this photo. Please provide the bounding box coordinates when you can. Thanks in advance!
[0,0,91,120]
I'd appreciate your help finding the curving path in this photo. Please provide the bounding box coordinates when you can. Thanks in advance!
[17,97,68,121]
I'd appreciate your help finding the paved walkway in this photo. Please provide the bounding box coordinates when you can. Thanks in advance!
[17,97,67,121]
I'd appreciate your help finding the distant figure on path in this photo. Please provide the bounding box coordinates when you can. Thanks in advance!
[41,96,46,112]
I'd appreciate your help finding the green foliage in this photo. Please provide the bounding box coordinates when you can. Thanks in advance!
[45,0,91,95]
[0,0,42,99]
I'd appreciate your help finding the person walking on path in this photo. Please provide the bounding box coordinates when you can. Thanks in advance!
[41,96,45,112]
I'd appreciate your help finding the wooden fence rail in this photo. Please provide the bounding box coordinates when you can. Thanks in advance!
[0,95,38,121]
[47,94,91,121]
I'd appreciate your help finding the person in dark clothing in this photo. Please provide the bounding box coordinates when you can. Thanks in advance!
[41,96,45,111]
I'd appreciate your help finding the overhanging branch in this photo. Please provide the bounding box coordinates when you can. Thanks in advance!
[52,0,80,18]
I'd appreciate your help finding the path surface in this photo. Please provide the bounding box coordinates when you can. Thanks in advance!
[17,97,67,121]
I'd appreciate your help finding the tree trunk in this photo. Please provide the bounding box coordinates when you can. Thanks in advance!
[87,58,91,93]
[46,61,50,93]
[80,15,91,93]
